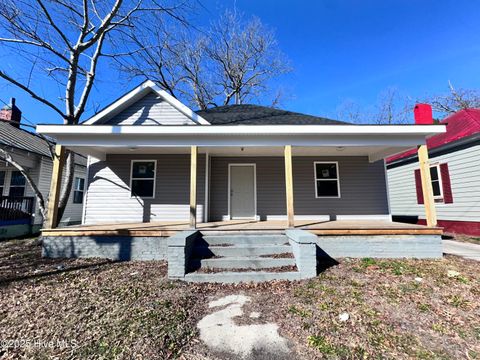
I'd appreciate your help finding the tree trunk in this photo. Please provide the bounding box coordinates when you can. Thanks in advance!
[56,151,75,226]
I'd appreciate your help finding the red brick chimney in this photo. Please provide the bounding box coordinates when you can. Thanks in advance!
[414,103,433,125]
[0,98,22,128]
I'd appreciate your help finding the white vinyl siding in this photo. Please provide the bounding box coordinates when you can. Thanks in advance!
[84,154,205,224]
[103,92,197,125]
[387,144,480,222]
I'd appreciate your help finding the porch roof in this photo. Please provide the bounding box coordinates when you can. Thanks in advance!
[36,123,445,162]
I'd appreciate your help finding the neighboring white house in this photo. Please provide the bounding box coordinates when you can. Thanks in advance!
[0,99,86,239]
[387,107,480,236]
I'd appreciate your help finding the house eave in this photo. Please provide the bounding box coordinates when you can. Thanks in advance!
[36,124,445,162]
[37,124,446,136]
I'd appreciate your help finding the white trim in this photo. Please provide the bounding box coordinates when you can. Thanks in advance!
[314,161,341,198]
[204,152,210,222]
[227,163,257,220]
[129,159,157,199]
[266,215,330,221]
[336,214,392,221]
[265,215,392,221]
[0,169,6,196]
[83,80,210,126]
[81,156,91,224]
[72,176,85,204]
[39,124,445,136]
[430,163,444,199]
[149,83,210,125]
[383,159,391,216]
[221,215,261,221]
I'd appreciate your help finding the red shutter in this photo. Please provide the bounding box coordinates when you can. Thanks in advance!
[414,169,424,204]
[440,163,453,203]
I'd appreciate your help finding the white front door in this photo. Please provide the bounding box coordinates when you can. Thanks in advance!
[229,164,256,219]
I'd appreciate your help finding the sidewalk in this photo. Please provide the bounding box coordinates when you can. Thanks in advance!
[443,240,480,261]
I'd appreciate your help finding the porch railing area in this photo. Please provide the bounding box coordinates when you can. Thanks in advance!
[0,196,35,224]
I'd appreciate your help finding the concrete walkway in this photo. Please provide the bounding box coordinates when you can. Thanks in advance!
[443,240,480,261]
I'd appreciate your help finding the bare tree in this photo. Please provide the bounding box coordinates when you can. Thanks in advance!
[116,10,292,110]
[425,81,480,117]
[0,0,186,225]
[374,87,412,124]
[336,88,413,124]
[336,99,364,123]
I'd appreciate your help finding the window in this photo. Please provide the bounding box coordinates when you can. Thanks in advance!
[130,160,156,198]
[430,165,443,199]
[73,177,85,204]
[0,171,5,195]
[9,171,26,197]
[414,163,453,205]
[314,162,340,198]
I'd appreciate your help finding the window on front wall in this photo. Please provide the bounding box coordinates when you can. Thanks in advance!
[0,171,5,195]
[314,162,340,198]
[9,171,26,197]
[73,177,85,204]
[130,160,156,198]
[430,165,443,199]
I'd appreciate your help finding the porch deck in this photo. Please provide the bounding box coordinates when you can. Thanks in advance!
[41,219,442,237]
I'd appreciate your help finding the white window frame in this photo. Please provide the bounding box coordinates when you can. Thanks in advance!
[314,161,341,199]
[9,170,26,197]
[430,164,443,200]
[73,177,85,204]
[130,160,157,199]
[0,170,5,196]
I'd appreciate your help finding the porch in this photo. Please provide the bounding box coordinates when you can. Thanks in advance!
[41,219,442,237]
[41,219,443,282]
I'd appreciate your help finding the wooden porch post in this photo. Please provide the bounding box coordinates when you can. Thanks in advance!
[190,145,198,228]
[46,145,66,229]
[284,145,295,228]
[417,144,437,227]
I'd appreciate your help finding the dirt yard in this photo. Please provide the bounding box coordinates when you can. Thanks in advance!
[0,237,479,359]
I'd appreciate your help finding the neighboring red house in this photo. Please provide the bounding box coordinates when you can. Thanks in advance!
[387,107,480,236]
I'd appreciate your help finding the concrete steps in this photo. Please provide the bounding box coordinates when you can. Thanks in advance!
[200,234,288,245]
[190,256,295,270]
[193,244,292,257]
[184,271,302,283]
[186,233,300,283]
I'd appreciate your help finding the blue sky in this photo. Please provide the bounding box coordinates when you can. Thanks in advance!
[1,0,480,126]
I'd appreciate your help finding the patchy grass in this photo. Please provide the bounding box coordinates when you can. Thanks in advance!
[0,238,479,359]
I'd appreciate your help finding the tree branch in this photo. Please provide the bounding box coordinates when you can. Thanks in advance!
[0,70,65,117]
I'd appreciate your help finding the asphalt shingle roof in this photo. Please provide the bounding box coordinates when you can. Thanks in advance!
[0,121,52,157]
[196,104,348,125]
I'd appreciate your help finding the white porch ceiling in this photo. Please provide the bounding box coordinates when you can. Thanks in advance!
[67,145,413,162]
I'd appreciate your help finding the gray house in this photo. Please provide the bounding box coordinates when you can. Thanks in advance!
[0,99,86,239]
[37,81,446,283]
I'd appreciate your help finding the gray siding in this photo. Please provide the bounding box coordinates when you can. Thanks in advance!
[387,144,480,222]
[37,157,86,225]
[209,156,389,221]
[84,154,205,224]
[104,92,195,125]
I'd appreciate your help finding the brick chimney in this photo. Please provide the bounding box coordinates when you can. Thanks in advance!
[0,98,22,128]
[414,103,433,125]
